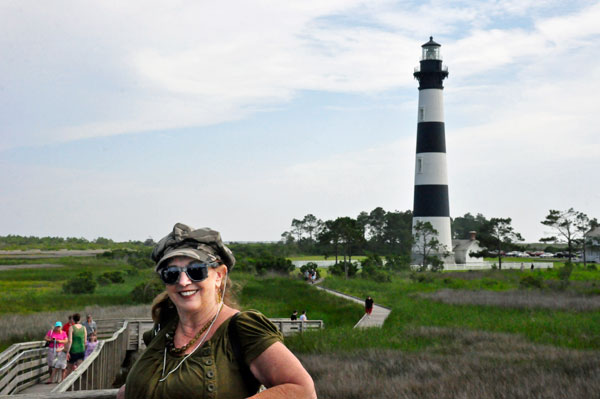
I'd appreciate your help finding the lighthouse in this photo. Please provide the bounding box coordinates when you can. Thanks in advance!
[411,37,453,264]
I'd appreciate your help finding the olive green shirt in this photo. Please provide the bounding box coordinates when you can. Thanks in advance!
[125,310,283,399]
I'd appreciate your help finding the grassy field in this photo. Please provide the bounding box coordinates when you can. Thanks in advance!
[2,259,599,398]
[0,257,156,314]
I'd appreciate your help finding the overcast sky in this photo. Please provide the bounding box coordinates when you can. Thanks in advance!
[1,0,599,243]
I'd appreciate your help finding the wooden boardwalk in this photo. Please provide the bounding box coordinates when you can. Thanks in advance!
[313,285,391,328]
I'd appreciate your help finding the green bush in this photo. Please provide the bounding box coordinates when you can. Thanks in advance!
[62,271,97,294]
[361,255,391,282]
[519,274,544,289]
[101,271,125,283]
[557,262,574,281]
[385,254,411,272]
[125,267,139,276]
[131,280,164,303]
[409,272,434,283]
[96,275,111,286]
[254,256,295,275]
[329,261,358,278]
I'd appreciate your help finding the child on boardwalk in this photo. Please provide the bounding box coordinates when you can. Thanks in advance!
[84,332,98,359]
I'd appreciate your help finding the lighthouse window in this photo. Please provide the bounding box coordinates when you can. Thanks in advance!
[417,158,423,173]
[419,107,424,121]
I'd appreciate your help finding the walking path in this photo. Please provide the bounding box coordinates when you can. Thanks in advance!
[313,284,391,328]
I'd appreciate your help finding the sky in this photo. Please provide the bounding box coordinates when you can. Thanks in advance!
[1,0,599,243]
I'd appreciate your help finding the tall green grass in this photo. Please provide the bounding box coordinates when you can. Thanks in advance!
[317,273,600,351]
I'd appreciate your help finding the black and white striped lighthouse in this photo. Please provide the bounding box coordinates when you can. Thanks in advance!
[411,36,453,263]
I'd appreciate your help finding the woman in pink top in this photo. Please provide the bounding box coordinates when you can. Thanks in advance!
[45,321,68,384]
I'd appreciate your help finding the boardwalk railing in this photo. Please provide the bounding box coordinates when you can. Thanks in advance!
[269,319,323,335]
[52,320,128,393]
[0,341,47,395]
[0,316,323,397]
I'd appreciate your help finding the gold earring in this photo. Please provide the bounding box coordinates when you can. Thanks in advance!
[216,288,222,303]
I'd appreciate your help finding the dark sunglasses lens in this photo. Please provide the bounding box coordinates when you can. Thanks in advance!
[186,263,208,282]
[160,267,181,285]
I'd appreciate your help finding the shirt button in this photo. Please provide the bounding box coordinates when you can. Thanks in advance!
[205,359,213,366]
[207,384,215,392]
[206,370,214,378]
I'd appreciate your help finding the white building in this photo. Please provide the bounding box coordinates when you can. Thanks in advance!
[585,226,600,263]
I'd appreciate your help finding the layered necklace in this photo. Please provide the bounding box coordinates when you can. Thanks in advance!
[165,317,213,355]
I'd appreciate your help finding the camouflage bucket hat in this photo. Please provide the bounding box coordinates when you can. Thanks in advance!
[152,223,236,272]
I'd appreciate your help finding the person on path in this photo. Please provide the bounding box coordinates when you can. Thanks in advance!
[66,313,87,375]
[291,310,298,321]
[82,314,97,336]
[44,321,68,384]
[299,310,307,321]
[63,315,74,335]
[310,270,316,284]
[365,296,374,317]
[84,332,98,359]
[117,223,316,399]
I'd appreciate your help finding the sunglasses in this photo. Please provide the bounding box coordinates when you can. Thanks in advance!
[158,261,219,285]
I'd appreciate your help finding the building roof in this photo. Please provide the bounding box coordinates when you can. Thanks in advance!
[422,36,441,47]
[588,226,600,237]
[453,239,479,252]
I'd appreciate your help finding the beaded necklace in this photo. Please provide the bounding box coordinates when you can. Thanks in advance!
[165,317,213,355]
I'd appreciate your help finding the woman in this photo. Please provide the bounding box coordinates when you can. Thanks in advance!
[66,313,87,374]
[44,321,68,383]
[118,223,316,399]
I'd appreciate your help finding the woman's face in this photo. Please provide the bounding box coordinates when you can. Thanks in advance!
[54,326,62,333]
[164,256,225,316]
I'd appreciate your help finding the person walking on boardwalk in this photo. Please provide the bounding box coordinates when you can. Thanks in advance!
[66,313,87,375]
[82,313,97,336]
[44,321,68,384]
[299,310,308,321]
[365,296,374,317]
[118,223,316,399]
[291,310,298,320]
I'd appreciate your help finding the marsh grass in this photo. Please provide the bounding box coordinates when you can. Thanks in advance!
[0,256,155,314]
[422,288,600,312]
[299,326,600,399]
[320,274,600,350]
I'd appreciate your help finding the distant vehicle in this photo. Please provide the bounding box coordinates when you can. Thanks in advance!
[539,253,554,258]
[506,251,519,257]
[519,252,531,258]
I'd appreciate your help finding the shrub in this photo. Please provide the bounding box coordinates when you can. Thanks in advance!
[254,256,295,275]
[329,261,358,278]
[63,272,97,294]
[409,272,434,283]
[125,267,139,276]
[131,280,164,303]
[361,255,391,282]
[587,263,598,271]
[96,275,111,286]
[557,262,574,281]
[385,254,411,272]
[101,271,125,283]
[519,274,544,289]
